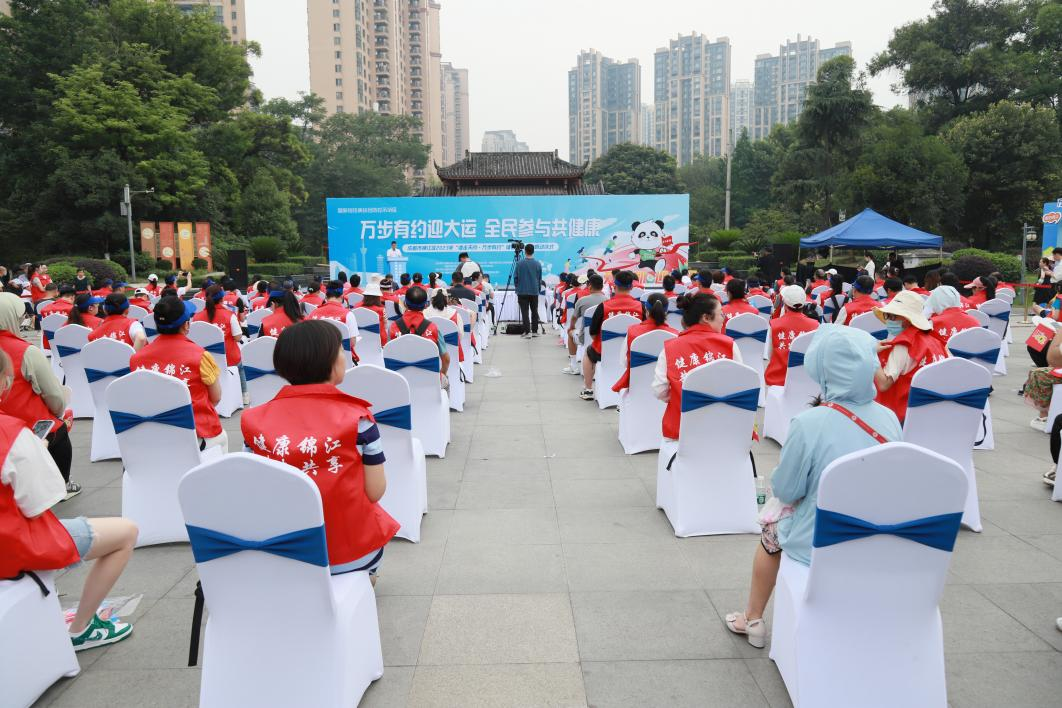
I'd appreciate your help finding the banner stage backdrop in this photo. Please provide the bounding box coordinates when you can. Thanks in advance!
[326,195,691,285]
[1043,199,1062,255]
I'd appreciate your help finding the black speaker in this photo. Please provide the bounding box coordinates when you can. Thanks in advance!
[228,250,248,290]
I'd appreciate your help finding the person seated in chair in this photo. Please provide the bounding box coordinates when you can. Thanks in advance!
[834,275,879,326]
[388,286,450,377]
[874,291,948,424]
[580,270,645,401]
[241,321,398,582]
[612,292,677,393]
[725,325,902,647]
[88,292,148,350]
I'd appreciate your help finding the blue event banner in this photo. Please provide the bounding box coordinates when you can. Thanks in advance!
[326,194,691,285]
[1042,199,1062,255]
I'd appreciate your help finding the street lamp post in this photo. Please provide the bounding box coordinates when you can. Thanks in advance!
[122,184,154,281]
[1022,222,1037,323]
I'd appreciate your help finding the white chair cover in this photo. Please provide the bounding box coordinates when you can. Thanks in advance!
[454,307,475,383]
[382,334,450,458]
[244,308,271,338]
[41,314,66,383]
[665,298,683,331]
[53,324,94,418]
[459,299,483,363]
[383,299,400,326]
[346,292,364,308]
[848,311,887,342]
[770,443,967,708]
[188,321,242,418]
[189,298,206,313]
[762,330,820,445]
[80,338,135,462]
[108,369,214,546]
[178,453,383,708]
[747,294,773,326]
[978,298,1011,365]
[429,316,464,412]
[302,302,318,317]
[241,336,287,407]
[594,314,639,409]
[617,330,675,455]
[630,287,645,301]
[966,308,990,328]
[656,359,760,536]
[352,308,385,368]
[320,317,354,367]
[339,365,427,542]
[810,285,829,299]
[946,327,1001,450]
[141,313,160,343]
[126,304,149,321]
[0,572,79,707]
[575,304,597,365]
[725,313,768,406]
[903,358,991,531]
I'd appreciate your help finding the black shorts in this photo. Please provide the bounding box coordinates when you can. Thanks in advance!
[586,345,601,364]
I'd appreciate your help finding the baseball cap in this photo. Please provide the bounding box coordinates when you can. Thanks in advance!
[781,285,807,308]
[134,287,148,296]
[826,268,838,276]
[147,273,158,282]
[576,274,588,285]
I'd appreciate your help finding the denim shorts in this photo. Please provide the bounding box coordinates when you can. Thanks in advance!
[330,547,385,576]
[60,516,95,562]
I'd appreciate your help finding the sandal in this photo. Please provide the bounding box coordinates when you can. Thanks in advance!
[724,611,766,648]
[1044,469,1056,488]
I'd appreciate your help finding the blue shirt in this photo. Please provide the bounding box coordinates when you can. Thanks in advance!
[513,257,542,296]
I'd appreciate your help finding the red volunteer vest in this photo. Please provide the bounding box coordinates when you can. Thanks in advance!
[388,309,439,343]
[839,295,879,323]
[930,307,980,346]
[660,324,736,439]
[193,307,243,366]
[0,331,63,433]
[764,310,820,386]
[592,293,643,353]
[130,334,224,439]
[128,297,153,311]
[0,413,79,578]
[241,384,399,564]
[308,302,356,361]
[250,296,269,311]
[965,290,988,307]
[66,313,102,330]
[30,274,51,302]
[260,310,296,338]
[144,283,161,297]
[39,300,73,351]
[356,303,389,344]
[87,314,136,345]
[612,320,678,392]
[91,287,112,298]
[721,298,759,324]
[302,293,324,308]
[875,327,948,423]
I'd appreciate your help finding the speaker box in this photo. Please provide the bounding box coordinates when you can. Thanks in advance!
[227,250,248,290]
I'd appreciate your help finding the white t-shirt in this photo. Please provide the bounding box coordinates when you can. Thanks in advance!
[386,247,402,261]
[1051,259,1062,284]
[2,428,66,518]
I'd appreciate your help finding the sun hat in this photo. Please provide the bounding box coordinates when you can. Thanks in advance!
[363,282,383,297]
[875,290,931,330]
[780,285,807,308]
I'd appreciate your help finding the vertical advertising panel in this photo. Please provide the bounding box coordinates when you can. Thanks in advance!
[1042,200,1062,256]
[139,221,157,258]
[194,222,213,271]
[158,222,176,268]
[177,222,194,271]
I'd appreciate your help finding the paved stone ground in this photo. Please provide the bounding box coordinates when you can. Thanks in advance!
[33,323,1062,707]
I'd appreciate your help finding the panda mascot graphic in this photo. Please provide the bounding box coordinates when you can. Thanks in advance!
[631,219,667,273]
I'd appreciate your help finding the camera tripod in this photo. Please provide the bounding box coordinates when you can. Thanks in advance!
[493,246,523,336]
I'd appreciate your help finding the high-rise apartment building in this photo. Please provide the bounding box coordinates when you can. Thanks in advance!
[174,0,247,43]
[752,36,852,140]
[482,130,529,153]
[439,62,469,165]
[640,104,655,146]
[729,80,752,144]
[652,34,731,166]
[568,50,641,164]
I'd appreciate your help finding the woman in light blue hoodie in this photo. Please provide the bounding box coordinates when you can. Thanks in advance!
[725,325,902,647]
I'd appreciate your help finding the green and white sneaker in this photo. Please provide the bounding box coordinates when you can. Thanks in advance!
[70,614,133,652]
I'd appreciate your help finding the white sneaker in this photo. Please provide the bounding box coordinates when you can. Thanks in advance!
[1031,417,1047,431]
[561,366,578,374]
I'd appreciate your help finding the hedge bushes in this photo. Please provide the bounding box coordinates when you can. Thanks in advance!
[46,257,127,285]
[706,229,742,250]
[250,236,286,262]
[250,262,304,277]
[46,263,78,287]
[288,255,323,267]
[950,255,998,283]
[951,248,1021,282]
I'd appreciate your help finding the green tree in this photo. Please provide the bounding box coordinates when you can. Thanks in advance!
[843,108,968,234]
[678,155,725,230]
[238,169,299,244]
[1016,0,1062,126]
[729,133,784,227]
[942,100,1062,248]
[585,143,684,195]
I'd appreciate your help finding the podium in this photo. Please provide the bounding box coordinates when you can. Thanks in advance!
[386,256,408,278]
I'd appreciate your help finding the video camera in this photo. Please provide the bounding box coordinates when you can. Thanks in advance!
[508,239,525,253]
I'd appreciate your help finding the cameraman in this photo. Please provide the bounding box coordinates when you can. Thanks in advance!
[513,243,542,338]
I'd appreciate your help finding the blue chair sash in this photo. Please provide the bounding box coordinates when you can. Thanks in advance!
[729,328,767,343]
[630,350,657,368]
[186,524,328,567]
[43,329,55,342]
[384,356,440,373]
[341,337,351,352]
[908,386,990,410]
[987,310,1010,321]
[203,341,226,355]
[681,387,760,413]
[388,312,401,322]
[787,350,805,367]
[867,328,887,341]
[361,322,380,334]
[463,323,471,333]
[244,365,275,382]
[948,347,1000,364]
[84,366,130,384]
[601,329,626,342]
[55,344,81,358]
[813,508,963,553]
[373,403,412,430]
[246,324,260,337]
[757,305,773,315]
[443,332,459,347]
[110,405,196,434]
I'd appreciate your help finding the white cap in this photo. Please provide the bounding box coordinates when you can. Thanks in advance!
[781,285,807,308]
[148,273,158,281]
[826,268,838,275]
[363,282,382,297]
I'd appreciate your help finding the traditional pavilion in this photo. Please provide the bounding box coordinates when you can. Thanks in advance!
[421,150,606,197]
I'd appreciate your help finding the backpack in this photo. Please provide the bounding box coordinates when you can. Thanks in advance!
[395,318,430,337]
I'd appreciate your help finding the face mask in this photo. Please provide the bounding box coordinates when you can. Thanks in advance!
[884,320,904,338]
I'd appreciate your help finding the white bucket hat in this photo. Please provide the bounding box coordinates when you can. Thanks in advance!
[875,290,931,331]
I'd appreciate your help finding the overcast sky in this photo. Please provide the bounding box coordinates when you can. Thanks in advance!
[246,0,936,154]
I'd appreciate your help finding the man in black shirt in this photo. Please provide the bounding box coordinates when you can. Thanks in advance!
[449,270,478,302]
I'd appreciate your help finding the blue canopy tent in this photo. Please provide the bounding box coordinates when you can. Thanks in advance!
[799,208,943,249]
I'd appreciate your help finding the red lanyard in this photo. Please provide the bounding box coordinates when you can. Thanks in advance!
[820,402,888,444]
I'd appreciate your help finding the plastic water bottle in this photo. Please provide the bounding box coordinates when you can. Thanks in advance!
[755,476,767,506]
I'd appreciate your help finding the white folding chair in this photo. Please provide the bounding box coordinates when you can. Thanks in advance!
[241,336,287,407]
[41,313,66,382]
[459,299,482,363]
[108,369,218,546]
[630,287,645,301]
[141,313,160,343]
[339,365,427,542]
[319,317,354,367]
[346,292,364,308]
[966,308,990,328]
[575,304,597,366]
[126,304,149,321]
[189,298,206,313]
[995,288,1015,304]
[455,307,475,383]
[656,359,760,536]
[617,330,675,455]
[747,294,773,326]
[810,285,829,300]
[665,298,683,331]
[726,313,768,406]
[978,298,1011,366]
[302,302,318,317]
[80,338,134,462]
[848,311,887,341]
[188,321,242,418]
[873,286,886,301]
[771,443,967,708]
[903,358,991,532]
[383,299,401,325]
[594,314,639,409]
[352,308,385,368]
[53,324,94,418]
[178,453,383,708]
[762,330,820,445]
[382,335,449,458]
[946,327,1001,450]
[245,308,270,338]
[429,316,464,412]
[0,572,79,707]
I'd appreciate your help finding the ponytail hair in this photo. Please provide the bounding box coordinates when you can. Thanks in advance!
[982,275,997,301]
[645,292,668,326]
[431,289,447,311]
[204,284,224,320]
[281,290,302,323]
[676,291,719,329]
[102,292,129,316]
